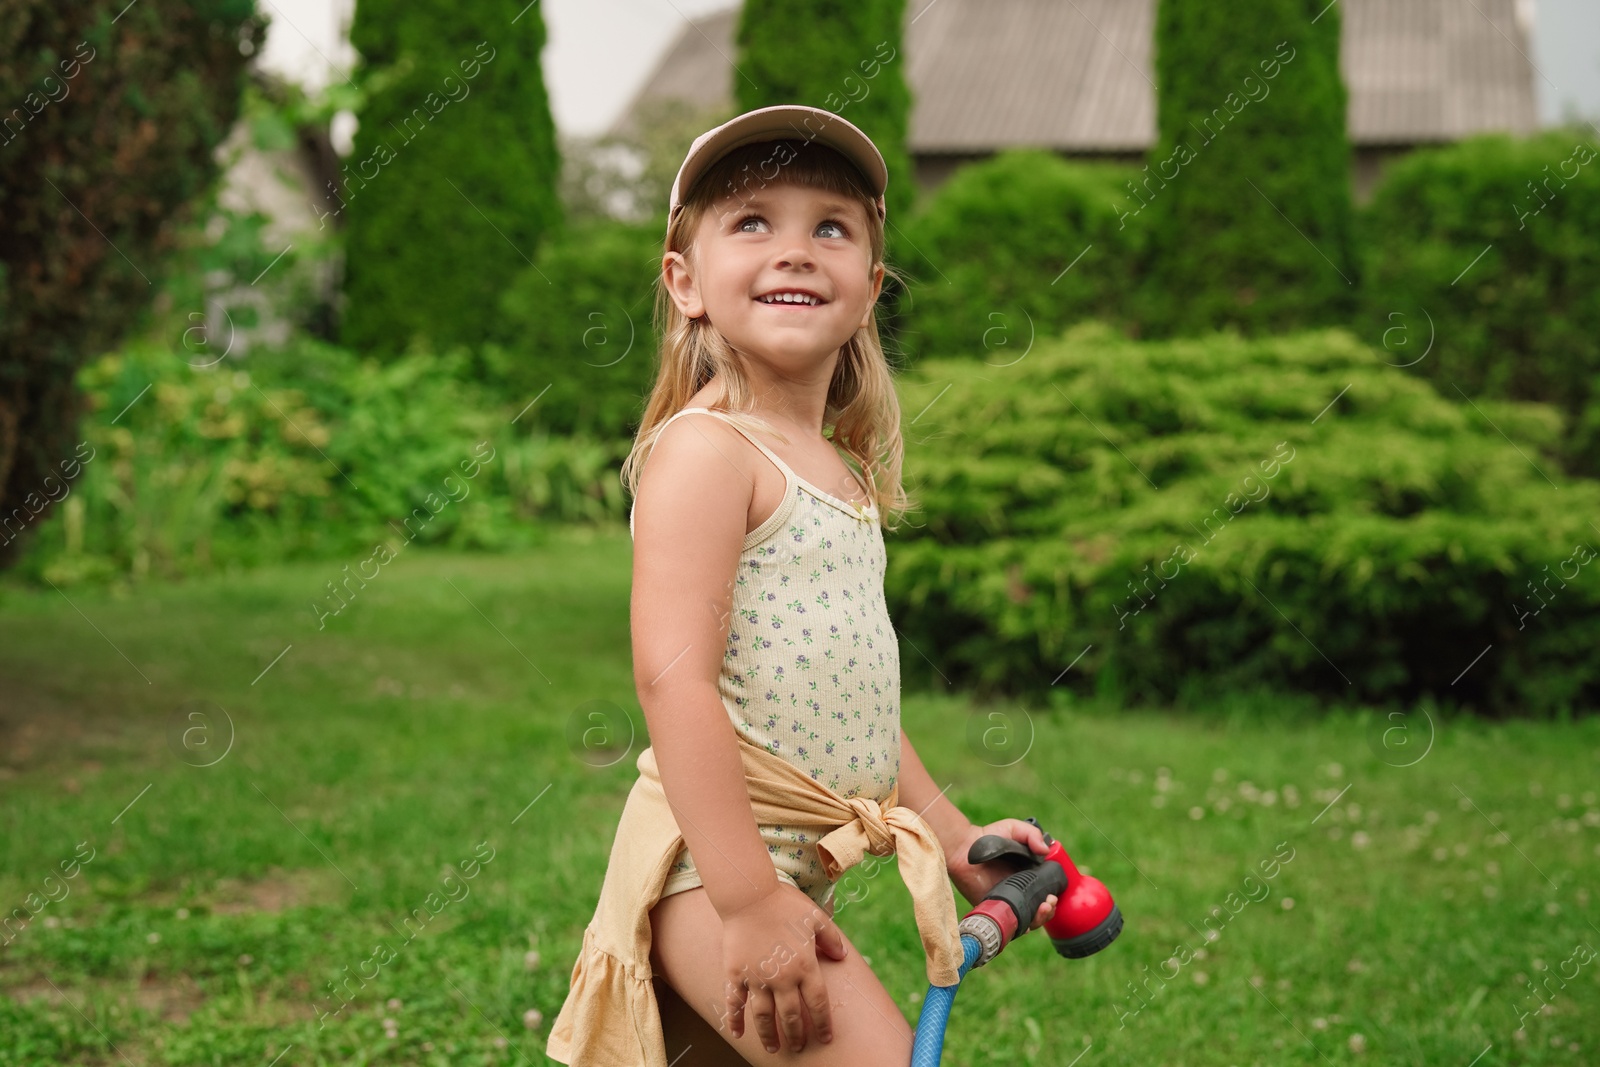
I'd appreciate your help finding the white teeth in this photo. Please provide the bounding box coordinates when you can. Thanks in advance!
[759,292,819,305]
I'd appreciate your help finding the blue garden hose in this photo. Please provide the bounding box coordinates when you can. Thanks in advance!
[910,932,985,1066]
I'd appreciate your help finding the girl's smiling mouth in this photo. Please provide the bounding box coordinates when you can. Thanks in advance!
[755,289,827,307]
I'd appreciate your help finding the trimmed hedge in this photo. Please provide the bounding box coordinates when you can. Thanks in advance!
[735,0,915,226]
[893,150,1141,363]
[887,321,1600,716]
[1359,128,1600,474]
[340,0,561,357]
[1137,0,1357,337]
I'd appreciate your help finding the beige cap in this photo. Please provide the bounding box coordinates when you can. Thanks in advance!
[668,104,889,223]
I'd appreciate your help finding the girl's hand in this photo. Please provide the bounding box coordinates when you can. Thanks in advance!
[718,882,846,1054]
[943,820,1059,931]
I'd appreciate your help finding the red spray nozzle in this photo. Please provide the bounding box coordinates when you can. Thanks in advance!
[958,818,1124,962]
[1038,837,1123,958]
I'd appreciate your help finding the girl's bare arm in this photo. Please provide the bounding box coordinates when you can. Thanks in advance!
[630,414,780,918]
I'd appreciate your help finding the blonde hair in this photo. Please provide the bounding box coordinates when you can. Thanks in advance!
[620,137,913,530]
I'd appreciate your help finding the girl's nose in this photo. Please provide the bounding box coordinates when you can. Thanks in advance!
[774,238,817,270]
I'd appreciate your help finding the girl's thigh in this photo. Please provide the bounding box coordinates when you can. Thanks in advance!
[648,885,914,1067]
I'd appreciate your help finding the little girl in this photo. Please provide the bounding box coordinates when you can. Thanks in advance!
[546,105,1059,1067]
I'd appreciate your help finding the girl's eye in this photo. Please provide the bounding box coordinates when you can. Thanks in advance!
[733,214,850,239]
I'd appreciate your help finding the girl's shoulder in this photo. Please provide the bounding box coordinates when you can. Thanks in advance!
[630,410,760,540]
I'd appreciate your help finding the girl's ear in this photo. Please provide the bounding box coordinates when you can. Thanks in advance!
[859,261,886,331]
[662,250,706,320]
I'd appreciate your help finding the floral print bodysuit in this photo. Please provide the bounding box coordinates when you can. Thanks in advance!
[629,407,901,909]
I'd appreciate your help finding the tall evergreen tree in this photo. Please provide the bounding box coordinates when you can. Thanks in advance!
[341,1,561,357]
[0,0,262,570]
[734,0,914,226]
[1136,0,1357,336]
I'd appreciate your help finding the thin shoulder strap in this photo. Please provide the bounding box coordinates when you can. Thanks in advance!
[628,406,797,541]
[669,407,798,480]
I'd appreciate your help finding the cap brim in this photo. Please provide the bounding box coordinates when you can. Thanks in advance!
[670,105,888,221]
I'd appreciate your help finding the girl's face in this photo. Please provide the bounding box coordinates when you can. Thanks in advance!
[663,181,885,375]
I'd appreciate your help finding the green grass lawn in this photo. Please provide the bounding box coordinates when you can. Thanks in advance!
[1,528,1597,1066]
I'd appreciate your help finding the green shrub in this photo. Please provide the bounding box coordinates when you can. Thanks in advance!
[888,321,1600,716]
[894,150,1141,363]
[483,218,664,436]
[1360,128,1600,473]
[10,338,632,587]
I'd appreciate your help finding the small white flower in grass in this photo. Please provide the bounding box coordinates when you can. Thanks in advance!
[1346,958,1365,973]
[147,932,160,943]
[525,949,541,971]
[1432,847,1448,861]
[1249,975,1265,988]
[422,1042,434,1052]
[1551,1036,1564,1048]
[1313,1017,1328,1030]
[237,953,253,966]
[176,908,189,920]
[1281,897,1295,910]
[1351,831,1370,849]
[387,998,402,1011]
[1546,901,1560,915]
[1261,790,1277,806]
[383,1018,396,1029]
[43,917,60,929]
[1193,948,1207,960]
[1192,971,1208,985]
[523,1008,543,1029]
[1514,1029,1527,1042]
[1423,811,1439,824]
[1348,1033,1367,1054]
[1327,762,1343,778]
[493,1036,508,1049]
[1454,842,1469,856]
[1205,929,1220,942]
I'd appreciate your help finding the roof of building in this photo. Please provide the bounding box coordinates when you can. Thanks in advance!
[613,0,1538,152]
